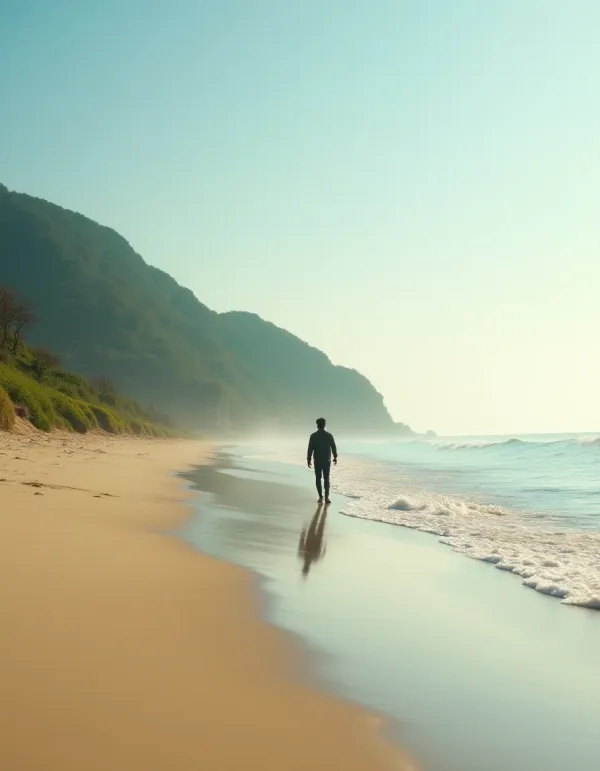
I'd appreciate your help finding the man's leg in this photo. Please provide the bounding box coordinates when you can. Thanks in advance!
[314,465,323,500]
[323,462,331,501]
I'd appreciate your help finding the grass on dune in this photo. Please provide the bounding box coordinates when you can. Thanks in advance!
[0,279,175,436]
[0,364,56,431]
[0,359,171,436]
[0,384,15,430]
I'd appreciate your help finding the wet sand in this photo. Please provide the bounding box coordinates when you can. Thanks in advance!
[0,427,413,771]
[181,448,600,771]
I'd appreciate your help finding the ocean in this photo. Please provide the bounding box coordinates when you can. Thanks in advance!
[331,434,600,608]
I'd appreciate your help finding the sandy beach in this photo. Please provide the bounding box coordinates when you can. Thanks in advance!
[0,425,412,771]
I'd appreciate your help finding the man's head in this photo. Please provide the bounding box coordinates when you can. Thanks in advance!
[316,417,326,430]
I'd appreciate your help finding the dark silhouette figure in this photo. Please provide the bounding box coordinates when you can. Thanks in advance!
[298,504,328,578]
[307,417,337,503]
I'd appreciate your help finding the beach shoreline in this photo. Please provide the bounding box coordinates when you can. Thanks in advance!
[0,428,413,771]
[180,446,600,771]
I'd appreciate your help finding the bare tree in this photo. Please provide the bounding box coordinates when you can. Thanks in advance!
[91,376,116,401]
[31,348,61,380]
[0,285,17,349]
[0,285,36,353]
[10,304,36,354]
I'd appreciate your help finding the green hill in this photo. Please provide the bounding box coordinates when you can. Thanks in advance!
[0,183,406,434]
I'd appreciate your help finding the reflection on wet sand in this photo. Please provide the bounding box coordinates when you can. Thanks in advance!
[180,452,318,562]
[298,504,329,578]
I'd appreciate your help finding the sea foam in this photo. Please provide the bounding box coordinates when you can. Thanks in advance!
[334,456,600,610]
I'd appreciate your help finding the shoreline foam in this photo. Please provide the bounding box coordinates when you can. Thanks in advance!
[333,454,600,609]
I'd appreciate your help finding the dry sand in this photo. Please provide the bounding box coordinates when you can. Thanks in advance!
[0,424,414,771]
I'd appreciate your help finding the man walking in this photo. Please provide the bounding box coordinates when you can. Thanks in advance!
[307,417,338,504]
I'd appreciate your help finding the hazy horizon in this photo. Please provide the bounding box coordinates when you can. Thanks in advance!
[2,1,599,435]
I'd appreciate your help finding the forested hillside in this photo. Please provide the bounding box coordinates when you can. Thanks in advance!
[0,183,408,433]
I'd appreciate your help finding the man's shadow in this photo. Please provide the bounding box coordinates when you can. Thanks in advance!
[298,503,329,579]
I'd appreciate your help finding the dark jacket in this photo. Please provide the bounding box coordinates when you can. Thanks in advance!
[307,429,338,465]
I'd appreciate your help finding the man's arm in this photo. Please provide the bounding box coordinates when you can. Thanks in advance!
[307,435,314,467]
[330,433,338,463]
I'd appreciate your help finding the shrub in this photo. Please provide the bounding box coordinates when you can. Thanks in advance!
[0,364,55,431]
[101,392,118,408]
[75,400,99,429]
[90,404,123,434]
[30,348,61,381]
[130,419,145,436]
[0,386,15,430]
[90,376,117,402]
[50,392,92,433]
[53,370,95,401]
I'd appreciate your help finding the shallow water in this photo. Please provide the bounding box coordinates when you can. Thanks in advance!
[180,448,600,771]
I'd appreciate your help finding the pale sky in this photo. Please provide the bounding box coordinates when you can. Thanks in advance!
[2,1,599,435]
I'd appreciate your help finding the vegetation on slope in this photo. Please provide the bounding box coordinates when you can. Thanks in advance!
[0,385,15,430]
[0,284,172,435]
[0,183,408,433]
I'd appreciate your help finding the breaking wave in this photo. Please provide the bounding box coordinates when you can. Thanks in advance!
[432,436,600,452]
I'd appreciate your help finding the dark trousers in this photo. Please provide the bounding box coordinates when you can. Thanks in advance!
[314,461,331,499]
